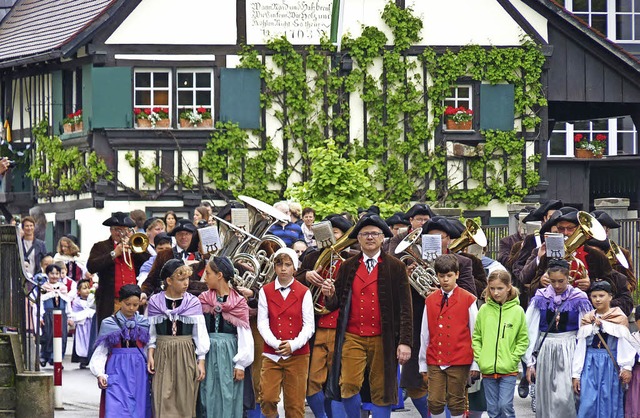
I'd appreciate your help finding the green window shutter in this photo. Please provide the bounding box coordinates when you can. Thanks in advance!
[10,160,31,193]
[91,66,133,129]
[219,68,261,129]
[479,84,515,131]
[45,222,54,253]
[52,71,64,134]
[70,219,79,238]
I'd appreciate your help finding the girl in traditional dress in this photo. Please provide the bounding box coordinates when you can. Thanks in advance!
[53,235,89,283]
[524,259,592,418]
[198,256,254,418]
[147,259,209,418]
[71,279,95,368]
[626,306,640,418]
[572,280,634,418]
[89,284,151,418]
[40,264,71,367]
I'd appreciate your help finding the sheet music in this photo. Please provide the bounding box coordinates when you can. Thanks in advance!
[231,208,249,231]
[198,226,222,255]
[421,235,442,262]
[545,233,565,259]
[312,221,335,249]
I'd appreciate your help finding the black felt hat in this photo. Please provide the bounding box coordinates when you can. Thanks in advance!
[118,284,142,301]
[386,212,410,227]
[539,210,563,238]
[588,280,613,295]
[586,238,611,253]
[514,206,537,221]
[522,200,563,223]
[160,259,187,281]
[326,215,353,233]
[143,217,159,231]
[102,212,136,228]
[216,201,245,220]
[591,210,621,229]
[169,219,197,236]
[153,232,172,247]
[348,214,393,239]
[404,204,435,220]
[556,207,580,225]
[423,216,458,238]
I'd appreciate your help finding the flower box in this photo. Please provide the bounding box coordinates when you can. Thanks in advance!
[180,118,213,128]
[155,119,170,128]
[136,119,152,128]
[575,148,594,159]
[446,119,472,130]
[63,123,74,133]
[75,121,83,132]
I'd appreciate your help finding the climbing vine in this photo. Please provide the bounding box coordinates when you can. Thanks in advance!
[28,119,111,195]
[202,1,547,209]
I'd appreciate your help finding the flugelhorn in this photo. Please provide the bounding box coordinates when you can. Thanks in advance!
[129,232,149,254]
[395,228,440,297]
[448,219,487,254]
[564,211,607,282]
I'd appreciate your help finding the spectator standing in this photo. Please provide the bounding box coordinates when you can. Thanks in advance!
[268,201,304,248]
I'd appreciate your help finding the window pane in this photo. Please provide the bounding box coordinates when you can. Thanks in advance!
[135,91,150,106]
[574,121,590,130]
[154,72,169,88]
[153,91,169,106]
[178,73,193,88]
[636,0,640,9]
[635,15,640,40]
[616,0,632,12]
[196,91,212,106]
[591,15,607,34]
[135,72,151,88]
[195,72,211,88]
[178,91,193,106]
[618,116,636,130]
[592,119,608,130]
[617,15,633,39]
[573,0,588,12]
[549,133,567,155]
[618,132,635,154]
[444,100,456,109]
[458,87,470,99]
[592,0,607,12]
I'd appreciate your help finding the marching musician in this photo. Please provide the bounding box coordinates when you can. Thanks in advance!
[295,215,353,418]
[141,219,207,298]
[591,210,636,292]
[497,207,535,268]
[388,204,434,253]
[519,207,633,315]
[87,212,150,327]
[385,212,410,238]
[322,214,412,418]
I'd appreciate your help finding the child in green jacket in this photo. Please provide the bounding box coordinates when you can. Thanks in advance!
[472,270,528,418]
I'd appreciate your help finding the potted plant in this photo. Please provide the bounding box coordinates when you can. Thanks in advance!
[62,112,76,133]
[444,106,474,130]
[574,133,594,158]
[149,107,170,128]
[591,133,607,158]
[133,108,152,128]
[72,109,83,132]
[179,107,212,128]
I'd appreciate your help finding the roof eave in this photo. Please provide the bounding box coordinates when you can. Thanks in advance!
[0,50,61,70]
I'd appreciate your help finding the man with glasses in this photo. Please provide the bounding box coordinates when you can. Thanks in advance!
[387,204,434,255]
[321,214,412,418]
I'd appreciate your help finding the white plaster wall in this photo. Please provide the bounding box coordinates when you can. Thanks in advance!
[106,0,236,45]
[117,150,136,190]
[341,0,394,43]
[180,150,200,183]
[511,0,549,42]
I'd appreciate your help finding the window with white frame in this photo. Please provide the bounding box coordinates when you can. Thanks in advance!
[443,85,473,127]
[134,70,171,112]
[564,0,640,42]
[176,70,214,116]
[548,117,638,156]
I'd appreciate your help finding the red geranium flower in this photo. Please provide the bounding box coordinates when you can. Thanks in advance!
[133,108,142,115]
[143,109,151,115]
[595,134,607,141]
[197,107,207,114]
[574,133,583,142]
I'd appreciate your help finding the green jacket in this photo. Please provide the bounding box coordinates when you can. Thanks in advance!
[472,296,529,375]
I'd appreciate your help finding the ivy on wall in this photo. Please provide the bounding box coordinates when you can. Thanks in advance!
[28,120,111,196]
[124,151,198,193]
[201,1,546,214]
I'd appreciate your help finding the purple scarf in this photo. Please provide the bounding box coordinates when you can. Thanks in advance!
[147,291,203,325]
[530,284,592,313]
[94,311,150,349]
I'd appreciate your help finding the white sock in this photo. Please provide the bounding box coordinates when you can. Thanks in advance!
[430,413,447,418]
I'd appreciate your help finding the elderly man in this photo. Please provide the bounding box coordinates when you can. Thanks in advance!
[87,212,150,326]
[268,201,304,247]
[322,214,412,418]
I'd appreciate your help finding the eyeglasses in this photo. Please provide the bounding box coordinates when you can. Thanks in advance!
[556,225,577,233]
[358,232,383,238]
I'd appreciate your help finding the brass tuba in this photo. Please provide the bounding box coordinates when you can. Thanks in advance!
[606,239,630,269]
[448,219,487,253]
[564,211,607,282]
[311,226,357,315]
[395,228,440,297]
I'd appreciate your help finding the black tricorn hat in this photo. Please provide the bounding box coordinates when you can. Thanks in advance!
[216,201,245,220]
[404,203,435,220]
[539,210,563,238]
[514,206,537,221]
[102,211,136,228]
[423,216,459,238]
[591,210,621,229]
[326,215,353,233]
[522,200,563,223]
[386,212,410,227]
[586,237,611,253]
[348,214,393,239]
[555,207,581,225]
[169,219,197,236]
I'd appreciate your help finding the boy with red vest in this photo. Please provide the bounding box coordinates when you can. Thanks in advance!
[418,254,479,418]
[257,247,315,418]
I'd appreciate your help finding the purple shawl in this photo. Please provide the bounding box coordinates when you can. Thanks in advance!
[530,284,592,313]
[94,311,150,349]
[147,291,203,325]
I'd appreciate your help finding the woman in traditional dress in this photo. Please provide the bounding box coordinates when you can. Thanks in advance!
[572,280,634,418]
[524,259,592,418]
[147,259,209,418]
[89,284,151,418]
[198,256,253,418]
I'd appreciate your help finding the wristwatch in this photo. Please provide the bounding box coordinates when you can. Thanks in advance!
[110,250,117,259]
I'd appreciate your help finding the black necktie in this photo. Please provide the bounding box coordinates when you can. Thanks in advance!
[441,292,449,309]
[366,259,375,273]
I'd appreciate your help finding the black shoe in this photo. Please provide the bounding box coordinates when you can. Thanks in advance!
[518,378,529,398]
[39,360,46,367]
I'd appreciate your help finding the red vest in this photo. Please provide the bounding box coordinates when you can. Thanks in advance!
[425,287,476,366]
[114,244,136,298]
[346,258,382,336]
[262,279,310,356]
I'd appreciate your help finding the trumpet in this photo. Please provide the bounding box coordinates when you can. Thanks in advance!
[395,228,440,297]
